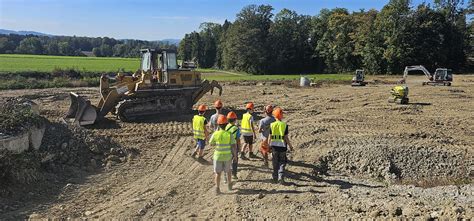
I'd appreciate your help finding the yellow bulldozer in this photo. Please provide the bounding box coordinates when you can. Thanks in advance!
[65,49,222,125]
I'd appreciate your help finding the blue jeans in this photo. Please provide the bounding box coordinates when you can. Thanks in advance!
[271,148,287,181]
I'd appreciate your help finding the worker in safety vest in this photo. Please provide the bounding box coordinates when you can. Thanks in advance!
[191,104,209,159]
[209,114,237,194]
[258,105,275,167]
[208,100,223,132]
[225,111,241,180]
[241,102,256,159]
[267,107,294,184]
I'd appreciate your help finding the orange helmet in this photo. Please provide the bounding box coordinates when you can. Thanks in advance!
[217,114,228,125]
[245,102,254,110]
[214,100,223,109]
[273,107,283,120]
[265,105,273,114]
[227,111,237,120]
[197,104,207,112]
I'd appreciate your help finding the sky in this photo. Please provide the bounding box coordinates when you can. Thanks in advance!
[0,0,449,41]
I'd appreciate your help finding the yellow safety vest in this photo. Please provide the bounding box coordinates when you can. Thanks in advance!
[270,120,287,147]
[225,123,238,140]
[192,115,206,140]
[213,130,232,161]
[241,113,253,136]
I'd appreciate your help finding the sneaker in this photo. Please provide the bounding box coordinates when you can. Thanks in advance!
[263,161,269,168]
[191,152,197,157]
[272,178,278,184]
[232,174,238,180]
[215,187,221,195]
[249,152,256,158]
[227,183,233,191]
[240,152,246,159]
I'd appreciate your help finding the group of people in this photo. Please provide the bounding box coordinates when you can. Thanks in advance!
[191,100,294,194]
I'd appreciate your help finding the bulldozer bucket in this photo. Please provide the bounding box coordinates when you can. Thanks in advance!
[64,92,98,126]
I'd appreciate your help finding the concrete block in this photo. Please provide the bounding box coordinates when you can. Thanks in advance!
[0,124,45,154]
[0,132,30,154]
[29,125,46,150]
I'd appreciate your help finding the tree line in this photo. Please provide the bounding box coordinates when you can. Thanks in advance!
[179,0,473,74]
[0,34,177,57]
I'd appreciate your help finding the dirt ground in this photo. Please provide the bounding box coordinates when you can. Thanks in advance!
[0,75,473,219]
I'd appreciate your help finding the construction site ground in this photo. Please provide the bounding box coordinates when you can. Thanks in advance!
[0,75,473,219]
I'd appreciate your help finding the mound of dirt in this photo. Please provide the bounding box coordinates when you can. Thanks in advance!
[0,120,138,188]
[0,98,46,137]
[319,145,472,185]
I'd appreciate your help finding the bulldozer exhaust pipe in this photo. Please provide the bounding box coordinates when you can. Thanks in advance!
[64,92,98,126]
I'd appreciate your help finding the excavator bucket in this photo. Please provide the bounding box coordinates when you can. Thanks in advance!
[64,92,98,126]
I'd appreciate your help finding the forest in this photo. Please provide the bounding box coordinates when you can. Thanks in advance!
[0,34,176,58]
[179,0,473,74]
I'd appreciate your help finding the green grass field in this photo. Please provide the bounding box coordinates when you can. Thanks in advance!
[199,69,352,82]
[0,54,352,89]
[0,54,139,72]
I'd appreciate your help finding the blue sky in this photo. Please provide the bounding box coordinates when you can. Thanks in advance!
[0,0,447,40]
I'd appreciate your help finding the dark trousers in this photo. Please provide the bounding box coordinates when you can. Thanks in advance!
[271,148,287,181]
[232,146,239,176]
[232,157,238,176]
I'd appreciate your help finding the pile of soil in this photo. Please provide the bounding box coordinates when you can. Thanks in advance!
[319,145,472,184]
[0,120,138,189]
[0,98,46,137]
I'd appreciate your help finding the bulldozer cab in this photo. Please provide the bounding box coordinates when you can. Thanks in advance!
[140,49,200,87]
[140,49,179,83]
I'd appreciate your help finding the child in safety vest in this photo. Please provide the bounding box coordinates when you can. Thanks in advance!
[267,107,294,184]
[209,114,237,194]
[208,100,223,132]
[258,105,275,167]
[191,105,209,159]
[241,102,256,159]
[225,111,241,180]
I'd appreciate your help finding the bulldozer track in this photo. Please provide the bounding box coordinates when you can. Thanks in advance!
[116,94,190,122]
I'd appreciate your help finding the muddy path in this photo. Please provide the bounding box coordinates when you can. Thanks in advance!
[0,75,473,219]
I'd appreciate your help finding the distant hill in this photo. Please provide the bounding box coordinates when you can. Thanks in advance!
[0,29,181,45]
[160,39,181,45]
[0,29,52,36]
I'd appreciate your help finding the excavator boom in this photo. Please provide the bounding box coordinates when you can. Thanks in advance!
[400,65,432,84]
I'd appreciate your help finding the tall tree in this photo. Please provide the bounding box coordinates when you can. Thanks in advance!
[223,4,273,74]
[269,9,313,73]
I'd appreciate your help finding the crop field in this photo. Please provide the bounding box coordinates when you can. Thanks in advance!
[0,54,139,73]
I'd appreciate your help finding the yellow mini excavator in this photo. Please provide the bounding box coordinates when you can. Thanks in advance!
[388,85,409,104]
[65,49,222,125]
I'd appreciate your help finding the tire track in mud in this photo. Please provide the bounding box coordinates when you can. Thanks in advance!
[87,136,212,218]
[92,122,192,142]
